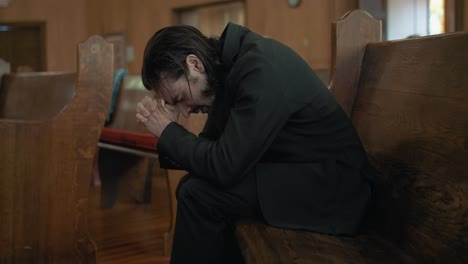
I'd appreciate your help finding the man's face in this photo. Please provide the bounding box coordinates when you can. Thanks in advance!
[159,63,214,118]
[157,54,215,118]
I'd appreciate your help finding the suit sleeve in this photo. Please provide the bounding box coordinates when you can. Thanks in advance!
[157,63,292,187]
[197,113,217,140]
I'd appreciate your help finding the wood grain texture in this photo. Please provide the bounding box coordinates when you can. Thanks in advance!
[0,72,76,120]
[0,36,113,263]
[88,165,170,264]
[353,31,468,263]
[236,220,413,264]
[330,10,381,116]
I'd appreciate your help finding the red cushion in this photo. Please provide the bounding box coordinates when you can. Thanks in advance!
[100,128,159,151]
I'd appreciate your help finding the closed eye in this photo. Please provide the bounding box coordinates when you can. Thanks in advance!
[170,96,180,106]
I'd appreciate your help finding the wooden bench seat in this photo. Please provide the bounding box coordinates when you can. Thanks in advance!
[235,10,468,264]
[237,220,412,263]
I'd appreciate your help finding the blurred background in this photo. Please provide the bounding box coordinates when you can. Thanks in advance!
[0,0,466,75]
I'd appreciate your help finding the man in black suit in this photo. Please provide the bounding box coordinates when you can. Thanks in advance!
[136,23,372,264]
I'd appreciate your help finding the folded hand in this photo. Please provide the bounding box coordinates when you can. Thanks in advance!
[136,96,180,137]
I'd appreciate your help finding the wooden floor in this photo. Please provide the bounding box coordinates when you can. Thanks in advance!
[88,166,171,264]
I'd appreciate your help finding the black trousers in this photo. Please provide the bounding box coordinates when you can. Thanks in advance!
[170,173,262,264]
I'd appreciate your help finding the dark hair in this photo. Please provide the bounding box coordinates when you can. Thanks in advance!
[141,25,221,97]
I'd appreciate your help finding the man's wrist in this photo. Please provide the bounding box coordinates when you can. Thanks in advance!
[159,120,176,137]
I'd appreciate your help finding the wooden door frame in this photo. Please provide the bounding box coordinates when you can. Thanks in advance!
[445,0,465,32]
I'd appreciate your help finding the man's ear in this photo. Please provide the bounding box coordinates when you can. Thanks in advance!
[186,54,205,74]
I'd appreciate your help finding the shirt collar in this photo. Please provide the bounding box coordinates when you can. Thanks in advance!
[219,22,250,70]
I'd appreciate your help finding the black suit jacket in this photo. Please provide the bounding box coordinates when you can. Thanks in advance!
[157,23,371,235]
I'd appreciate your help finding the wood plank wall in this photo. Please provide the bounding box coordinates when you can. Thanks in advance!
[2,0,466,73]
[465,0,468,28]
[0,0,358,73]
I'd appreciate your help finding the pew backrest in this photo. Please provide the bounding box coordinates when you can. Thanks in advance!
[332,10,468,262]
[0,36,113,263]
[0,72,76,120]
[329,10,382,116]
[106,74,152,132]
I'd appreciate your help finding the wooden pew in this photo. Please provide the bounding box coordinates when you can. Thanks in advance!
[0,72,76,119]
[96,75,173,256]
[0,36,113,263]
[96,75,162,209]
[235,10,468,263]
